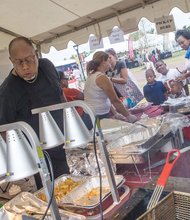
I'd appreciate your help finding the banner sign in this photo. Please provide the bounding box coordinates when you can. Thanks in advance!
[89,35,104,51]
[128,38,134,59]
[108,27,124,44]
[154,15,176,34]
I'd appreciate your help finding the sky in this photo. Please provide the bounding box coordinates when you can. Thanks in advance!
[42,7,190,65]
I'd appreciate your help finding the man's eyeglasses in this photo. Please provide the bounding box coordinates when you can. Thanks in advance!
[13,54,36,67]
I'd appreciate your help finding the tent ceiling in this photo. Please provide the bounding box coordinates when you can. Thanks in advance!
[0,0,189,53]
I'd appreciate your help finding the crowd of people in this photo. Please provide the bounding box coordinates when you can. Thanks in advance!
[143,29,190,104]
[0,29,190,189]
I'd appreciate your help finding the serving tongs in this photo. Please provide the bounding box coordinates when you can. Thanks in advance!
[147,149,180,210]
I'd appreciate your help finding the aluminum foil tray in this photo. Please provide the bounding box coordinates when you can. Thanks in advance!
[35,174,86,204]
[107,117,163,155]
[2,192,86,220]
[60,175,126,208]
[101,118,135,142]
[177,107,190,115]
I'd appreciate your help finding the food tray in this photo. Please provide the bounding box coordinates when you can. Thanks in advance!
[60,175,126,208]
[101,118,135,142]
[35,174,86,203]
[109,132,168,164]
[177,107,190,115]
[137,191,190,220]
[1,192,86,220]
[107,118,163,155]
[108,119,173,164]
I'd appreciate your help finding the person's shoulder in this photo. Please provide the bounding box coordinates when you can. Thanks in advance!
[155,80,163,85]
[0,73,24,98]
[168,68,180,74]
[38,58,59,79]
[143,84,148,92]
[39,58,54,67]
[94,71,105,77]
[117,60,126,66]
[153,80,162,87]
[95,72,109,86]
[157,75,164,82]
[185,46,190,59]
[0,73,18,90]
[143,83,149,88]
[115,60,127,71]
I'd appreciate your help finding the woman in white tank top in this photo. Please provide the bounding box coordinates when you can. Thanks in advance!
[84,51,137,123]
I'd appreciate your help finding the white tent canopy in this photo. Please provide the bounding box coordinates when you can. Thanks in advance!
[0,0,190,53]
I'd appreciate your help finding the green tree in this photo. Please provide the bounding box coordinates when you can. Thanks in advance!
[129,31,141,41]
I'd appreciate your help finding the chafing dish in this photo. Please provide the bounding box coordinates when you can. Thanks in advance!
[35,174,86,204]
[2,192,86,219]
[107,117,162,152]
[60,175,126,208]
[104,117,168,164]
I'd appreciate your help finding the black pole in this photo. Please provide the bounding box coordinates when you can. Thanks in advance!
[73,44,86,81]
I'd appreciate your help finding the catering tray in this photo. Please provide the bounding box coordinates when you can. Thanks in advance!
[36,174,86,203]
[107,117,171,164]
[109,132,169,164]
[177,106,190,115]
[162,96,190,113]
[60,175,126,209]
[1,192,85,220]
[107,117,163,154]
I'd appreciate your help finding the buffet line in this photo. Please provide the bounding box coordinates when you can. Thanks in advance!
[0,98,190,220]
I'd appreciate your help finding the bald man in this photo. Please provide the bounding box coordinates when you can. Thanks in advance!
[0,37,69,189]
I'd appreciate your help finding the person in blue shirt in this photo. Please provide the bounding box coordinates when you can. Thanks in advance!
[143,68,167,105]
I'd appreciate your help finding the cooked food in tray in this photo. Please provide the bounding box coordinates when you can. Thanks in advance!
[61,175,126,208]
[36,176,83,203]
[75,187,110,206]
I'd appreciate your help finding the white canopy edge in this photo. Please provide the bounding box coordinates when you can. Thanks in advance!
[0,0,189,54]
[40,0,190,52]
